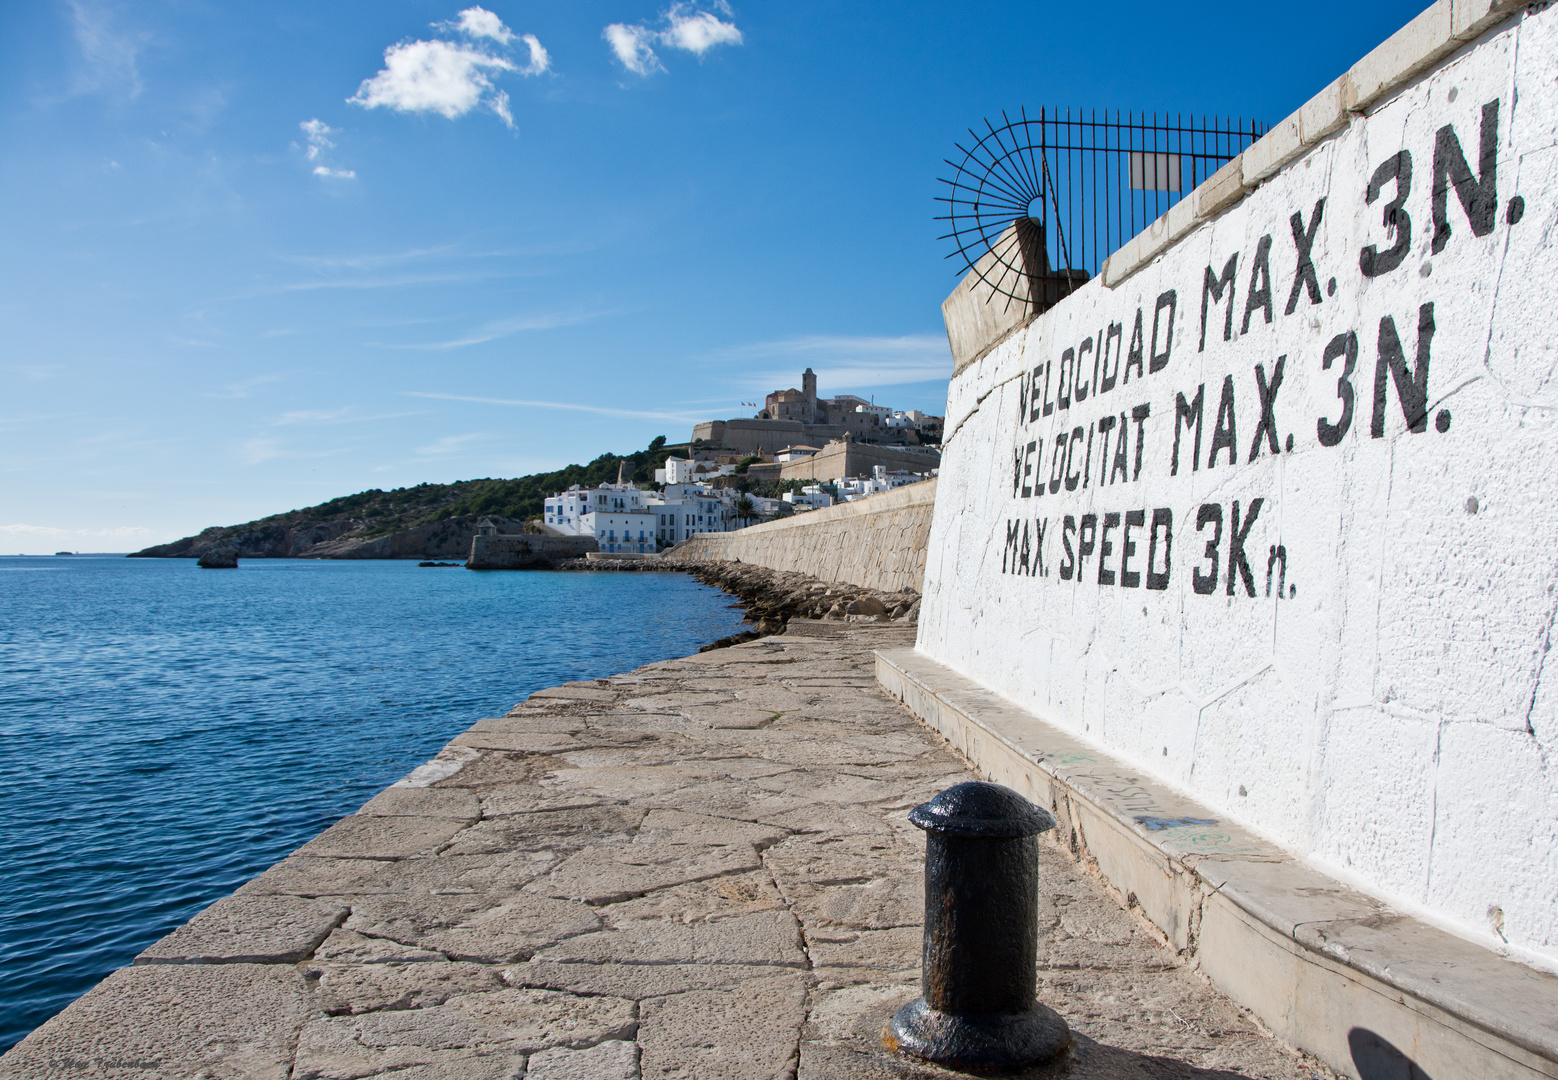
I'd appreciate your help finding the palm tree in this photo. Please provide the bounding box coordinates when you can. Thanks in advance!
[734,493,756,527]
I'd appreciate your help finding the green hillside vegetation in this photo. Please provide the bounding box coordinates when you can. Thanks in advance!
[204,436,685,542]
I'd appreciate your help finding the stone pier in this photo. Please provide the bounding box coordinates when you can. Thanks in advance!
[1,620,1331,1079]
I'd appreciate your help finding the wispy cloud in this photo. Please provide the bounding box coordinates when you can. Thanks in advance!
[709,333,953,392]
[604,25,663,76]
[443,7,514,44]
[606,2,743,77]
[415,433,484,456]
[377,307,618,350]
[0,411,85,431]
[264,407,418,427]
[350,7,549,129]
[407,392,700,424]
[239,437,353,465]
[0,523,155,540]
[299,119,356,179]
[211,270,505,305]
[205,374,287,399]
[68,0,146,98]
[279,246,458,272]
[6,364,65,382]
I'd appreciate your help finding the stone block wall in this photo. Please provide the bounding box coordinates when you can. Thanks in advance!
[920,0,1558,969]
[662,479,936,593]
[466,534,597,569]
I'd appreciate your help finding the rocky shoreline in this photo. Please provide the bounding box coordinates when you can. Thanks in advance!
[558,558,920,651]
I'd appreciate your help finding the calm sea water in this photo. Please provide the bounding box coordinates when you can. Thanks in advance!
[0,556,747,1052]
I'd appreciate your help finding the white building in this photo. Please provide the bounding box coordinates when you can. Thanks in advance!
[585,510,659,554]
[783,485,833,510]
[655,458,737,484]
[545,479,761,551]
[855,403,892,419]
[654,487,737,546]
[543,484,655,536]
[838,466,934,501]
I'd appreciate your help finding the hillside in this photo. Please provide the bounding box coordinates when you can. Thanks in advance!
[131,437,685,560]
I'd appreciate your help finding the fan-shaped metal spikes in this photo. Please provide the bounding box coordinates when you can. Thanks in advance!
[937,108,1076,311]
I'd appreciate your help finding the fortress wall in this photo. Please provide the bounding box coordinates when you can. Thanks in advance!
[919,0,1558,967]
[466,534,597,569]
[663,479,936,593]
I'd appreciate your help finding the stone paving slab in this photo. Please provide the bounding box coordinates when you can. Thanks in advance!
[0,625,1334,1080]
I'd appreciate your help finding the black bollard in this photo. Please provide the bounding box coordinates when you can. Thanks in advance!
[887,781,1071,1071]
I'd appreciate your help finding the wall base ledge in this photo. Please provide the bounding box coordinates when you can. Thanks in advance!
[875,646,1558,1080]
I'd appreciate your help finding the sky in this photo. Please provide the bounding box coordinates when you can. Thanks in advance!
[0,0,1431,553]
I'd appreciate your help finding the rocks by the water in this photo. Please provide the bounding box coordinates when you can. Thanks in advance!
[555,557,676,572]
[676,560,918,634]
[558,556,917,650]
[418,561,463,568]
[196,548,238,569]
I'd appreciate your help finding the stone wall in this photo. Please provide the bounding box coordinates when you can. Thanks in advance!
[776,440,941,482]
[919,0,1558,968]
[466,534,597,569]
[662,479,936,593]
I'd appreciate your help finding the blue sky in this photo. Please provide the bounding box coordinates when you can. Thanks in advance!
[0,0,1429,553]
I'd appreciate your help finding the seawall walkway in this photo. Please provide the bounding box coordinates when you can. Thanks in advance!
[1,621,1330,1079]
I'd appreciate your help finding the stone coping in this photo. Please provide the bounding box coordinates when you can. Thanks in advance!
[942,0,1527,375]
[875,646,1558,1080]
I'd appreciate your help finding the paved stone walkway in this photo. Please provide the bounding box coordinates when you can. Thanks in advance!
[2,623,1333,1080]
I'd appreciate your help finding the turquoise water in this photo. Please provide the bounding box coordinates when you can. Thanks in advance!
[0,557,747,1052]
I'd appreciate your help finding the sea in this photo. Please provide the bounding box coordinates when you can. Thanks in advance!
[0,555,749,1053]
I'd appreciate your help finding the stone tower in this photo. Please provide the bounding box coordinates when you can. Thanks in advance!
[802,368,818,423]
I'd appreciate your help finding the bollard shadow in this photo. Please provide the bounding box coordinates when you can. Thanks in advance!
[831,1031,1308,1079]
[844,1002,1310,1080]
[1348,1028,1433,1080]
[1030,1032,1302,1079]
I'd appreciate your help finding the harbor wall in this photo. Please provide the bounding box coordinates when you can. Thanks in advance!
[466,534,597,569]
[919,0,1558,969]
[663,479,936,593]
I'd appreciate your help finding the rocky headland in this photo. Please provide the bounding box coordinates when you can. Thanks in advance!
[134,514,524,562]
[130,437,686,561]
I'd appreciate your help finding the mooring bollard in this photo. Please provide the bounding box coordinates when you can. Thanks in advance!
[887,780,1071,1070]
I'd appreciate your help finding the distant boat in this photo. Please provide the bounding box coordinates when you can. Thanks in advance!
[54,551,74,557]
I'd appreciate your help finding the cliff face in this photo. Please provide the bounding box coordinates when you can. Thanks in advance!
[131,516,524,561]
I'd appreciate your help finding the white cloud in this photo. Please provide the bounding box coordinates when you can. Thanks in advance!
[447,6,513,44]
[604,24,663,76]
[300,118,334,160]
[299,119,356,179]
[662,5,743,54]
[517,34,551,76]
[351,39,516,124]
[606,3,742,76]
[349,10,549,128]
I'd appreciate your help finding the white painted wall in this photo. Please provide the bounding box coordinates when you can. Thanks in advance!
[919,7,1558,967]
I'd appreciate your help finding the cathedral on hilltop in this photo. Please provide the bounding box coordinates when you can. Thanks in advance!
[693,368,941,458]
